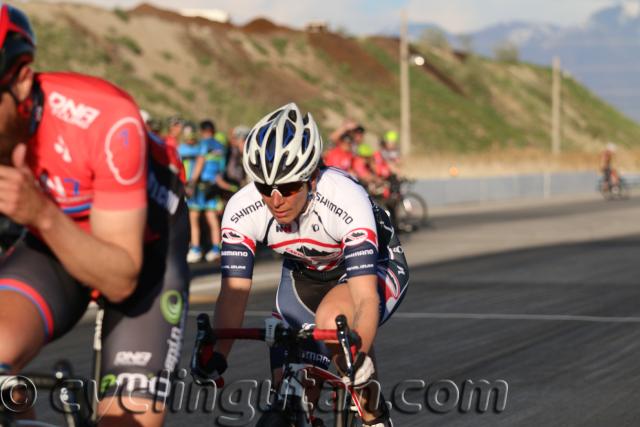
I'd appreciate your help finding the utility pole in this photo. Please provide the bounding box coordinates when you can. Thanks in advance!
[551,56,561,155]
[400,9,411,156]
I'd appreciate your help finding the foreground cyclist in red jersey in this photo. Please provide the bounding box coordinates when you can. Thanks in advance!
[0,5,189,426]
[194,103,409,426]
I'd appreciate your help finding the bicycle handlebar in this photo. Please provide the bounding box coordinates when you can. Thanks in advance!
[195,313,362,348]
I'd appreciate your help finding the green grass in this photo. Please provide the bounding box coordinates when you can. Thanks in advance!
[249,38,269,56]
[107,35,142,56]
[290,65,320,84]
[113,8,129,22]
[180,89,196,102]
[161,51,174,61]
[152,72,175,87]
[271,37,289,56]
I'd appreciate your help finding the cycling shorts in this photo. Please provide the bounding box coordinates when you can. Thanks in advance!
[0,201,191,400]
[187,182,223,212]
[270,227,409,370]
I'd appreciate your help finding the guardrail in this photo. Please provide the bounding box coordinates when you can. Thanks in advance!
[411,171,640,207]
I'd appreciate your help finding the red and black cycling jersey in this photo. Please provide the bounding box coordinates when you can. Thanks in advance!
[28,72,184,240]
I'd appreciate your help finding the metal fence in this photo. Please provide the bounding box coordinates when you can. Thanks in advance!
[411,172,640,207]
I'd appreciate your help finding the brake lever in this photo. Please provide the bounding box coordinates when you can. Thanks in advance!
[335,314,355,380]
[191,313,216,374]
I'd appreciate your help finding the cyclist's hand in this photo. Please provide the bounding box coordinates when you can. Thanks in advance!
[0,144,49,228]
[185,181,196,197]
[191,342,227,387]
[334,351,375,386]
[191,313,227,387]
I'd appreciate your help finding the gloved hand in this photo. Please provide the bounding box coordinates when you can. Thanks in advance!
[190,313,227,387]
[191,343,227,387]
[333,351,375,387]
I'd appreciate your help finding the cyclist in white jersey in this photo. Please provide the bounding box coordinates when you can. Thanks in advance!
[196,103,409,426]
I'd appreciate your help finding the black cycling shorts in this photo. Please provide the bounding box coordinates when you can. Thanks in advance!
[0,201,190,400]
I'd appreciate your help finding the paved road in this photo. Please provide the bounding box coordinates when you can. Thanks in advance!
[17,195,640,426]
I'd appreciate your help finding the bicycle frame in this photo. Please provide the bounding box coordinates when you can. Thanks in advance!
[192,313,363,426]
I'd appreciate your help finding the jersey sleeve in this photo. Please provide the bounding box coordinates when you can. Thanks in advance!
[332,176,379,277]
[92,113,148,210]
[220,190,259,279]
[198,140,208,157]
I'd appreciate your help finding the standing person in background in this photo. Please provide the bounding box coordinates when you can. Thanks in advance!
[164,116,183,149]
[216,125,249,202]
[214,129,228,147]
[324,132,355,174]
[352,143,387,191]
[380,130,401,175]
[196,120,226,263]
[351,123,366,150]
[329,118,358,145]
[178,123,207,263]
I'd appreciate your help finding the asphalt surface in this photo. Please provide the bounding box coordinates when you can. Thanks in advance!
[15,195,640,426]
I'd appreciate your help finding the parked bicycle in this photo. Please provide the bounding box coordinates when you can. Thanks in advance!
[191,313,373,427]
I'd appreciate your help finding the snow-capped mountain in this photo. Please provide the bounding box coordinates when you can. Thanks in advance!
[402,1,640,121]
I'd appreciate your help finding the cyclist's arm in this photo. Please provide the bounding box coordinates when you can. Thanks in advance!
[38,203,146,303]
[347,274,380,353]
[215,174,237,192]
[0,144,146,303]
[213,276,252,357]
[190,156,205,185]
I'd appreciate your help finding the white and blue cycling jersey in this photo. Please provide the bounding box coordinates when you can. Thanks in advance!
[220,167,381,279]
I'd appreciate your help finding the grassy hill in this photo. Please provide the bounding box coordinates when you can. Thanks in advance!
[18,1,640,174]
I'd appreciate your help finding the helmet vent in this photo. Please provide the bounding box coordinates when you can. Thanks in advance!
[298,146,316,174]
[278,153,298,176]
[257,124,270,147]
[283,121,295,147]
[301,129,310,151]
[267,109,282,122]
[265,132,277,161]
[288,110,297,122]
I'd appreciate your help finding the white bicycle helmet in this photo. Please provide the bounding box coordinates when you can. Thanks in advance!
[243,103,322,185]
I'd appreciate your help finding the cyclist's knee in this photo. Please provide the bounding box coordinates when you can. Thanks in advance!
[315,303,354,331]
[0,294,47,368]
[0,322,39,370]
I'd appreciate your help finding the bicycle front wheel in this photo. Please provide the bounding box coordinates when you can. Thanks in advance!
[395,192,428,231]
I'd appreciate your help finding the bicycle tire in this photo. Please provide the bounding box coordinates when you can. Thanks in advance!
[618,180,631,199]
[395,192,428,231]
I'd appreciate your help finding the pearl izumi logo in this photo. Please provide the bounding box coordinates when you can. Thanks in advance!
[161,290,183,325]
[49,92,101,129]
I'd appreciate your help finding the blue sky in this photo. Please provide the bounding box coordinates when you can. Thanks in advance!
[67,0,619,33]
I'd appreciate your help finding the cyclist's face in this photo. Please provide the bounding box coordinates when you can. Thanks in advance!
[260,182,309,224]
[0,91,21,165]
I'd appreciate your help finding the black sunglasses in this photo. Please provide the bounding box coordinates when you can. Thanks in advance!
[255,181,306,197]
